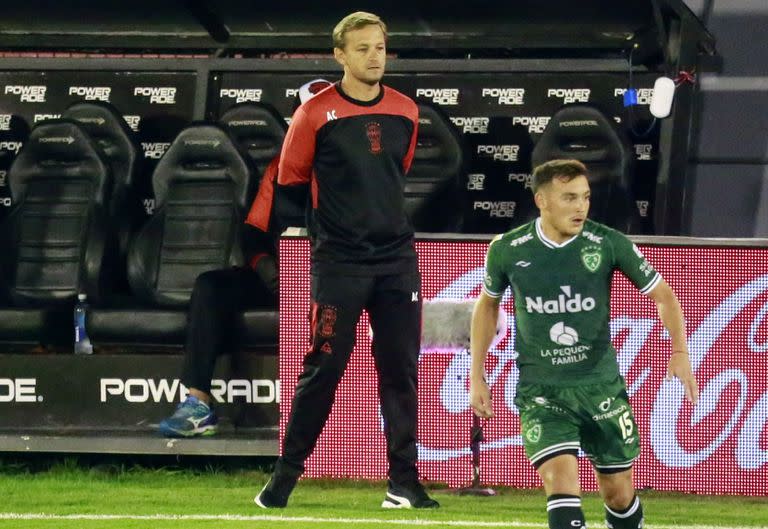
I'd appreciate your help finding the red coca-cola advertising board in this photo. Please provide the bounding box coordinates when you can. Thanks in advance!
[279,238,768,495]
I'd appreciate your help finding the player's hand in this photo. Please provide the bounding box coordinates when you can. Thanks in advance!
[666,352,699,404]
[470,377,494,419]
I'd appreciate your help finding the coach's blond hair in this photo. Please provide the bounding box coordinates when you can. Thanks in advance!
[332,11,388,49]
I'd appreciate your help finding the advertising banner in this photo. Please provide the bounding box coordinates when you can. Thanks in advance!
[279,238,768,495]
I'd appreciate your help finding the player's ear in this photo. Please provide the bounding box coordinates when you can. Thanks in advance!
[534,190,546,210]
[333,47,346,67]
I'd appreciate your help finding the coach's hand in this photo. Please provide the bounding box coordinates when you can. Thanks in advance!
[470,376,494,419]
[667,351,699,404]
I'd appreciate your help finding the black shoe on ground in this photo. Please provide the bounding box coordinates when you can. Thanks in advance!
[381,480,440,509]
[254,475,296,509]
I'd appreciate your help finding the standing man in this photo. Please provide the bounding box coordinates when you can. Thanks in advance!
[255,12,438,510]
[470,159,698,529]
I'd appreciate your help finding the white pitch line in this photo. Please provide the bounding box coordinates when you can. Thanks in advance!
[2,513,536,527]
[0,513,765,529]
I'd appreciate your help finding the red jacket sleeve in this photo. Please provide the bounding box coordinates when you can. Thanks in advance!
[244,154,279,232]
[278,106,316,186]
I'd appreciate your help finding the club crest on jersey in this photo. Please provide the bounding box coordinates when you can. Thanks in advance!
[526,423,542,443]
[366,121,383,154]
[581,246,601,272]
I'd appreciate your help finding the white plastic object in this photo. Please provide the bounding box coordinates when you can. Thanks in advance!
[650,76,676,119]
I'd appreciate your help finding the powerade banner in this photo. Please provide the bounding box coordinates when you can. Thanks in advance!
[218,72,659,234]
[0,71,196,218]
[0,354,278,429]
[279,238,768,496]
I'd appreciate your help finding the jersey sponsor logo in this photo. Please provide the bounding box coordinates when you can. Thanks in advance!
[4,84,46,102]
[481,87,525,105]
[525,285,596,314]
[599,397,614,412]
[133,86,176,104]
[540,339,590,365]
[592,403,628,422]
[366,121,383,155]
[509,233,533,247]
[326,109,338,121]
[68,85,111,101]
[415,88,459,105]
[515,260,531,268]
[512,116,550,134]
[546,88,590,104]
[581,246,602,272]
[549,321,579,345]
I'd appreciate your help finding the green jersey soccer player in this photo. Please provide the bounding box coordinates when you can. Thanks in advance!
[470,159,698,529]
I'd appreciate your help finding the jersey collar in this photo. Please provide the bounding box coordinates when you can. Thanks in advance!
[335,83,385,107]
[535,217,579,249]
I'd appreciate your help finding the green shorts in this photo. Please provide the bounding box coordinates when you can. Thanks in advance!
[514,375,640,473]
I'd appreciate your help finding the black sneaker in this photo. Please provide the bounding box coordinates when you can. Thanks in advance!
[254,475,296,509]
[381,480,440,509]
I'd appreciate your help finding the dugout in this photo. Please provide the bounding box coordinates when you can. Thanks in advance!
[0,0,719,457]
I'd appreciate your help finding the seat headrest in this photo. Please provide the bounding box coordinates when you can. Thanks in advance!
[62,100,140,187]
[219,103,287,167]
[9,120,111,202]
[152,123,253,208]
[532,104,632,185]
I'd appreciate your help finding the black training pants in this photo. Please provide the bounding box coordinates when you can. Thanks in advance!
[182,267,276,394]
[277,263,422,486]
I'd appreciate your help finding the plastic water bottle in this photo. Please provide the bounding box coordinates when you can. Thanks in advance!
[74,293,93,355]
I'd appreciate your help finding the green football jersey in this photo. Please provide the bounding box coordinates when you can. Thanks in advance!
[483,218,661,386]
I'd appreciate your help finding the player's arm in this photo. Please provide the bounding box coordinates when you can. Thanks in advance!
[470,291,501,419]
[275,106,316,230]
[646,279,699,404]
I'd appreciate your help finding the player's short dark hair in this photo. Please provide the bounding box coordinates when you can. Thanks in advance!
[532,159,589,194]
